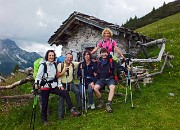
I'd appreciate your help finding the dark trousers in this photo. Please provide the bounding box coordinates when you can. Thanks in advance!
[41,87,73,121]
[78,82,94,105]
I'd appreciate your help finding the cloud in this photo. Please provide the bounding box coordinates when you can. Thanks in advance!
[16,39,62,57]
[36,8,44,18]
[36,8,48,27]
[0,0,174,54]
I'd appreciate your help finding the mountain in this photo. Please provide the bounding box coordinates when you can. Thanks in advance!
[122,0,180,30]
[0,39,42,76]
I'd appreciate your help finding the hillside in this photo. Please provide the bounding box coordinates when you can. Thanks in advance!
[0,39,42,76]
[0,13,180,129]
[123,0,180,30]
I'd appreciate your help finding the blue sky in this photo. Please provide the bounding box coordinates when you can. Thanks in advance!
[0,0,174,56]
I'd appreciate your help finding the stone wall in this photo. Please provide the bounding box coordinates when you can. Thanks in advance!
[62,24,130,61]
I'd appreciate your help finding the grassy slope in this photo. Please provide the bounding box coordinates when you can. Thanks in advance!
[0,13,180,130]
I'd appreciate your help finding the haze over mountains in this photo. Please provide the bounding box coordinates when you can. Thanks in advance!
[0,39,42,76]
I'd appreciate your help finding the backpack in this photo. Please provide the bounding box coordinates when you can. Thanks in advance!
[33,58,43,79]
[56,56,65,64]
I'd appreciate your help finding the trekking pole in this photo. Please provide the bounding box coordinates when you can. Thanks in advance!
[81,69,84,115]
[124,59,134,108]
[127,66,133,108]
[125,75,128,103]
[124,59,128,103]
[81,68,87,115]
[29,89,38,130]
[65,70,69,114]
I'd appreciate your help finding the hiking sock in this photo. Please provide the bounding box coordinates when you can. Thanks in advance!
[98,97,103,103]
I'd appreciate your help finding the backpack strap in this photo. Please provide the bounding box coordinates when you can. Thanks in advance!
[42,62,58,87]
[53,62,58,83]
[72,63,75,73]
[109,56,113,69]
[41,62,47,78]
[61,62,64,73]
[111,39,115,54]
[101,39,108,50]
[101,39,105,46]
[53,62,57,71]
[41,62,58,79]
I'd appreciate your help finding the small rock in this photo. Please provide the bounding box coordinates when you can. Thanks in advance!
[169,93,175,96]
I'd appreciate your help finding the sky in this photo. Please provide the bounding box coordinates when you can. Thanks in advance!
[0,0,174,56]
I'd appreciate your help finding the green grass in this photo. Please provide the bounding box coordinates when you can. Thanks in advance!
[0,13,180,130]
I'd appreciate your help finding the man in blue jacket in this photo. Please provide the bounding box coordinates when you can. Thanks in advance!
[94,48,117,113]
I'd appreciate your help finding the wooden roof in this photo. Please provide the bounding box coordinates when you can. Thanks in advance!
[48,11,153,46]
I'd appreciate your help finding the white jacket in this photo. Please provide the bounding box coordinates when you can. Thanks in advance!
[35,61,62,88]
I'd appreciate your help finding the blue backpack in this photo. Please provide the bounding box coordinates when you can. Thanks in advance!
[56,56,65,64]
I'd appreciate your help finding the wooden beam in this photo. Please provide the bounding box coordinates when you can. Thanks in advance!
[0,94,34,99]
[64,30,73,36]
[74,20,80,25]
[142,38,166,46]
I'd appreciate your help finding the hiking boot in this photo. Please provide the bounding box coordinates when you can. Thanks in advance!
[87,103,91,109]
[90,103,95,110]
[42,116,48,125]
[70,107,80,117]
[42,119,48,125]
[43,121,48,125]
[97,100,104,109]
[106,103,113,113]
[58,116,64,120]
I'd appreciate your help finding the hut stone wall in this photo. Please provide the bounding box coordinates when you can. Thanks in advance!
[62,24,128,61]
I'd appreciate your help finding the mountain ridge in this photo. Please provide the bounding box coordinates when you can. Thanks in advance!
[0,39,42,76]
[123,0,180,30]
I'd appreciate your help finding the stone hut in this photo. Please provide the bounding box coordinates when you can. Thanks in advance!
[48,11,152,61]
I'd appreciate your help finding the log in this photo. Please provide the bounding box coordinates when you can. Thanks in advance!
[0,76,34,90]
[0,94,34,99]
[131,43,165,63]
[142,38,166,46]
[146,52,168,77]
